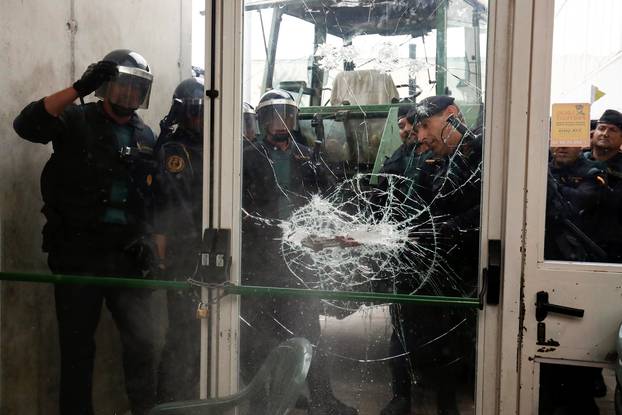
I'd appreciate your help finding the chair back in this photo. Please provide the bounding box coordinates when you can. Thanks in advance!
[148,337,313,415]
[246,337,313,414]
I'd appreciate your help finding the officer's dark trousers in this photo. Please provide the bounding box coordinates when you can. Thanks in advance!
[387,303,475,413]
[49,245,157,415]
[156,243,201,403]
[157,288,201,403]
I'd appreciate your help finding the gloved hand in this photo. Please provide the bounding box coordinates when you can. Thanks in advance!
[72,60,118,97]
[159,98,184,136]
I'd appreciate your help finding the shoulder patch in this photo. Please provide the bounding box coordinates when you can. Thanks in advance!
[166,155,186,173]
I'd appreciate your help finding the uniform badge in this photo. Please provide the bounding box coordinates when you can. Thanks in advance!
[166,155,186,173]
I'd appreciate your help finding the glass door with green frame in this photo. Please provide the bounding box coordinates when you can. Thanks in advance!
[239,1,489,413]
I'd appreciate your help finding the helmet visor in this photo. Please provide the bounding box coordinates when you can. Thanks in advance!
[243,112,258,140]
[97,66,153,109]
[257,103,298,136]
[181,98,204,134]
[182,97,204,118]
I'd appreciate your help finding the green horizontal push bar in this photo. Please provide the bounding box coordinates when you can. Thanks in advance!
[0,272,480,307]
[0,271,188,290]
[225,284,480,307]
[298,103,397,115]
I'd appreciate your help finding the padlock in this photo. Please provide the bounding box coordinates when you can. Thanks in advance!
[196,302,209,319]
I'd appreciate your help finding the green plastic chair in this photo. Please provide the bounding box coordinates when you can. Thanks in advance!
[149,337,313,415]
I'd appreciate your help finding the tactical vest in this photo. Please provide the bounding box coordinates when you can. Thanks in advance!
[41,103,156,251]
[154,128,204,242]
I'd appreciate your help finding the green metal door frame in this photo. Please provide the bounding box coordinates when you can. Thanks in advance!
[0,271,481,308]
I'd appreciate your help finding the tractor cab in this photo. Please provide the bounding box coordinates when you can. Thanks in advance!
[243,0,487,178]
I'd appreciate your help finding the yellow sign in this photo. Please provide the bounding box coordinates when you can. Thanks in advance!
[550,103,590,147]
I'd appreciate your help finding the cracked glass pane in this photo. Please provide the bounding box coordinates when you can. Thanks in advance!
[241,0,487,413]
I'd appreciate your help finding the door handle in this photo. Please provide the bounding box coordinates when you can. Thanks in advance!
[536,291,584,321]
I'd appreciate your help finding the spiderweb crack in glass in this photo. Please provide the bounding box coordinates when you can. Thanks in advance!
[314,41,432,74]
[244,172,470,300]
[242,0,486,371]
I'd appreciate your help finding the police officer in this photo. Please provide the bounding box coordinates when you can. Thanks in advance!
[153,77,204,402]
[378,105,420,415]
[582,109,622,262]
[378,106,432,196]
[378,105,416,181]
[586,110,622,170]
[241,89,356,415]
[13,49,157,415]
[545,146,607,261]
[242,102,258,145]
[382,96,481,415]
[380,106,436,415]
[415,96,482,237]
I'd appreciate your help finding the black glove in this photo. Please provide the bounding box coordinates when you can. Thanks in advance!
[72,60,118,97]
[159,98,184,136]
[124,237,159,279]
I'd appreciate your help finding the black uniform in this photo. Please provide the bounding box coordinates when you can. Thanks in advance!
[545,155,607,261]
[379,142,434,200]
[579,151,622,262]
[153,127,203,402]
[378,141,431,408]
[379,143,414,177]
[385,132,481,415]
[13,99,157,415]
[241,139,341,412]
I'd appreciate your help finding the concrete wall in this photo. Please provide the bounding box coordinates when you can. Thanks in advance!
[0,0,193,413]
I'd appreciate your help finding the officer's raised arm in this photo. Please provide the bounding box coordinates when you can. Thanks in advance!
[13,60,118,143]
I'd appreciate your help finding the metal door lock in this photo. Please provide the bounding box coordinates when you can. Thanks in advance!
[535,291,584,322]
[535,291,584,346]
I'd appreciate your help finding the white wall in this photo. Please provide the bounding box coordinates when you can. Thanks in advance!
[551,0,622,117]
[0,1,192,413]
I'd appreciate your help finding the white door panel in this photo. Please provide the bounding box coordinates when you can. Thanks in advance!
[517,0,622,413]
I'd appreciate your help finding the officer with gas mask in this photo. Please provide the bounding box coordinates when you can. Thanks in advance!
[152,76,204,402]
[241,89,355,415]
[13,49,157,415]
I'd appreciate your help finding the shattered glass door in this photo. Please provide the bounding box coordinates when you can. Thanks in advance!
[240,0,488,413]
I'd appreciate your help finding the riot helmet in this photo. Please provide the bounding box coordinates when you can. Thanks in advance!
[243,102,257,141]
[174,77,205,119]
[95,49,153,112]
[256,89,298,142]
[174,77,205,135]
